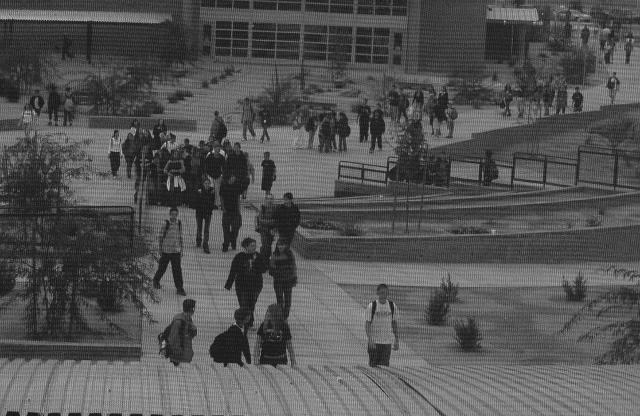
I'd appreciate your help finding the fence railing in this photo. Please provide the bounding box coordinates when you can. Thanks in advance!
[577,145,640,190]
[511,152,578,189]
[447,154,512,187]
[337,161,389,185]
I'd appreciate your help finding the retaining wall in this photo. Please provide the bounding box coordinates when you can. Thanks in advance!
[0,340,141,361]
[88,116,197,132]
[0,119,21,131]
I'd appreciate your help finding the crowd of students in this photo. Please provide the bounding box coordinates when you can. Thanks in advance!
[19,86,76,136]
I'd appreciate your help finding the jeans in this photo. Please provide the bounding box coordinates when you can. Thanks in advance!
[109,152,121,176]
[196,211,212,248]
[370,135,382,151]
[260,230,274,260]
[368,344,392,367]
[63,110,73,126]
[260,126,270,142]
[307,130,315,149]
[236,284,262,328]
[48,106,59,124]
[273,280,293,319]
[153,253,184,291]
[338,135,347,151]
[125,156,135,178]
[359,123,369,142]
[222,211,242,249]
[242,121,256,139]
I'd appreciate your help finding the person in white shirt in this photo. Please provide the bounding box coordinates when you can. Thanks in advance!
[365,283,399,367]
[20,104,36,137]
[108,130,123,177]
[161,133,180,154]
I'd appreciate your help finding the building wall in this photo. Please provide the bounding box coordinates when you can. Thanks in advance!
[0,0,178,13]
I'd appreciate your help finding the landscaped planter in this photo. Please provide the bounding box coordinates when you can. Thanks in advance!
[88,116,197,132]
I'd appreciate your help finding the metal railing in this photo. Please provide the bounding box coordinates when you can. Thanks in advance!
[576,145,640,190]
[337,160,389,185]
[510,152,577,189]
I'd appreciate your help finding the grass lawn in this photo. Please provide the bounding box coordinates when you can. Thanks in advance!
[339,283,626,365]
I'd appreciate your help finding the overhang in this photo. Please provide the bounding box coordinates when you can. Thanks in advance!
[487,6,539,24]
[0,9,171,24]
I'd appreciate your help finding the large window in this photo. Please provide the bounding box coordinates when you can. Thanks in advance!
[214,21,249,57]
[252,23,301,60]
[304,25,352,62]
[356,0,406,15]
[306,0,354,13]
[203,0,249,8]
[355,27,389,64]
[254,0,302,10]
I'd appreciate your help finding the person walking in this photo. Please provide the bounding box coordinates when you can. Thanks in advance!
[241,98,256,140]
[572,87,584,112]
[502,84,513,117]
[357,99,371,143]
[261,151,276,196]
[444,104,458,139]
[397,91,409,125]
[20,104,36,137]
[152,207,186,296]
[387,85,400,123]
[412,87,424,115]
[555,82,568,115]
[254,304,296,366]
[63,87,74,126]
[225,237,268,332]
[209,111,227,143]
[163,299,197,366]
[154,119,168,143]
[29,89,45,120]
[369,109,385,153]
[365,284,399,367]
[580,25,590,47]
[318,114,332,153]
[164,150,186,207]
[625,39,634,64]
[220,174,244,252]
[47,86,61,126]
[256,194,277,260]
[258,106,271,143]
[269,240,297,320]
[122,123,140,179]
[194,178,216,254]
[435,87,449,137]
[275,192,301,246]
[606,72,620,105]
[425,87,437,135]
[542,81,555,116]
[305,114,317,149]
[203,142,226,208]
[328,111,338,151]
[108,130,123,177]
[482,149,499,186]
[336,112,351,152]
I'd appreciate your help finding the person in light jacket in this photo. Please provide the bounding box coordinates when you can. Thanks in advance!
[166,298,197,365]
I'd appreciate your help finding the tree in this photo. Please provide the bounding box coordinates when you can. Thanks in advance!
[513,59,538,98]
[81,65,154,116]
[0,133,157,339]
[563,267,640,364]
[257,62,300,125]
[159,21,192,68]
[394,120,426,182]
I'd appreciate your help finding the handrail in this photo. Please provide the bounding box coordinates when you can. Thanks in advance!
[338,160,388,185]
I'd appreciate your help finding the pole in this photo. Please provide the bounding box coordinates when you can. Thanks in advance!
[418,167,426,232]
[391,184,397,234]
[404,180,409,234]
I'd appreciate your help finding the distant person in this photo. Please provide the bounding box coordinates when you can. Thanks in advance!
[387,84,400,123]
[555,81,568,115]
[336,112,351,152]
[369,109,385,153]
[122,122,140,179]
[269,240,297,320]
[164,150,186,207]
[194,178,216,254]
[209,111,227,143]
[304,114,317,149]
[203,141,226,208]
[162,298,197,366]
[153,119,168,143]
[254,304,296,366]
[606,72,620,105]
[63,87,74,126]
[241,97,256,140]
[108,130,123,177]
[225,238,268,332]
[604,40,613,64]
[580,25,590,47]
[152,207,186,296]
[412,86,424,115]
[210,308,251,366]
[61,35,73,60]
[20,103,36,137]
[435,86,449,137]
[365,284,399,367]
[219,175,244,252]
[275,192,301,246]
[625,39,634,64]
[482,149,499,186]
[572,86,584,112]
[542,81,555,116]
[444,104,458,139]
[261,151,276,196]
[502,84,513,117]
[563,20,572,40]
[357,99,371,143]
[425,87,437,135]
[599,26,610,51]
[29,90,44,119]
[47,86,61,126]
[397,91,410,124]
[258,106,271,143]
[256,194,277,260]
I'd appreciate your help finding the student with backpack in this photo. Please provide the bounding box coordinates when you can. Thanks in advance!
[152,207,186,296]
[158,298,197,366]
[254,304,296,366]
[606,72,620,105]
[445,104,458,139]
[336,112,351,152]
[209,308,251,366]
[365,284,399,367]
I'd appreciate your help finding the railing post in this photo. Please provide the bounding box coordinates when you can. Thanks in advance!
[542,156,548,189]
[391,183,397,234]
[405,180,410,234]
[510,154,517,189]
[418,168,426,232]
[574,149,581,186]
[338,162,342,181]
[361,163,365,184]
[613,151,619,190]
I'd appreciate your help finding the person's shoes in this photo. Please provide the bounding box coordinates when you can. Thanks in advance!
[177,289,187,296]
[222,245,228,252]
[153,280,161,289]
[203,247,210,254]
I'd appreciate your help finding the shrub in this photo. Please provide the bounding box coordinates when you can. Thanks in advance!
[440,274,459,303]
[339,224,364,236]
[426,290,450,325]
[218,73,227,81]
[201,80,209,88]
[304,83,325,95]
[454,317,482,351]
[168,94,179,104]
[175,89,193,100]
[585,215,602,227]
[211,77,219,84]
[300,219,340,231]
[96,279,123,312]
[340,88,361,98]
[562,272,587,302]
[560,48,597,85]
[0,261,16,296]
[448,226,490,235]
[223,65,236,76]
[451,81,494,107]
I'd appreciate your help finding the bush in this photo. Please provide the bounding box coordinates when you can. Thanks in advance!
[218,73,227,81]
[426,290,450,325]
[304,83,325,95]
[175,89,193,100]
[562,272,587,302]
[168,94,179,104]
[585,215,602,227]
[451,81,494,107]
[223,65,236,76]
[96,279,123,312]
[560,48,597,85]
[300,219,340,230]
[448,226,490,235]
[0,261,16,296]
[201,80,209,88]
[454,317,482,351]
[211,77,219,84]
[440,274,459,303]
[340,88,361,98]
[339,223,364,236]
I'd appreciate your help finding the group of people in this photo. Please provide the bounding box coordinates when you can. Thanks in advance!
[19,86,75,136]
[293,108,353,153]
[500,79,585,119]
[591,25,635,66]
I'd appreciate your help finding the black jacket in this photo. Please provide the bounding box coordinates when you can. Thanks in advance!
[204,152,226,179]
[224,324,251,366]
[195,185,216,215]
[225,252,268,291]
[225,152,248,179]
[219,181,244,213]
[275,203,301,235]
[29,95,44,111]
[336,118,350,138]
[369,117,386,136]
[47,91,61,109]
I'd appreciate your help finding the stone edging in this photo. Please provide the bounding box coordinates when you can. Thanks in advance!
[0,339,142,361]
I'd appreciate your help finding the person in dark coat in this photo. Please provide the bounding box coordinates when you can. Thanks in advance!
[261,151,276,195]
[269,240,297,320]
[275,192,301,246]
[357,100,371,143]
[195,178,216,253]
[435,87,448,137]
[220,175,244,252]
[225,238,268,332]
[221,308,252,366]
[153,119,168,144]
[47,86,61,126]
[225,143,249,189]
[166,298,197,366]
[336,112,351,152]
[369,109,385,153]
[29,90,45,118]
[258,107,271,143]
[318,114,332,153]
[256,194,277,260]
[122,122,141,179]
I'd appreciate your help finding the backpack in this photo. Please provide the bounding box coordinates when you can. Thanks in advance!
[370,300,395,321]
[345,124,351,137]
[209,329,232,363]
[449,107,458,120]
[157,322,177,358]
[260,328,287,361]
[607,77,616,89]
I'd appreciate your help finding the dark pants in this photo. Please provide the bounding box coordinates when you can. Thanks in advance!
[222,211,242,249]
[236,284,262,328]
[153,252,184,291]
[63,110,73,126]
[338,135,347,151]
[626,51,631,64]
[370,135,382,151]
[330,134,337,150]
[48,106,59,124]
[125,156,135,178]
[274,281,293,319]
[260,126,270,142]
[368,344,392,367]
[260,230,274,260]
[109,152,121,176]
[359,123,369,142]
[196,211,212,249]
[278,230,295,246]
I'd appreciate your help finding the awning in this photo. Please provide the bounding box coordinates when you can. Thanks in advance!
[486,6,539,23]
[0,9,171,24]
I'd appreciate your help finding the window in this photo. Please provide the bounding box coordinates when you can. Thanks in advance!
[202,0,215,7]
[303,25,327,60]
[357,0,404,15]
[203,24,212,42]
[209,0,249,8]
[214,21,249,57]
[255,0,302,10]
[307,0,353,13]
[328,26,352,62]
[304,25,352,62]
[355,27,389,64]
[203,45,211,56]
[306,0,329,12]
[392,0,407,16]
[252,23,300,60]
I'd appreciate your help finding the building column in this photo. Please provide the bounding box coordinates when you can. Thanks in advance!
[86,22,93,64]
